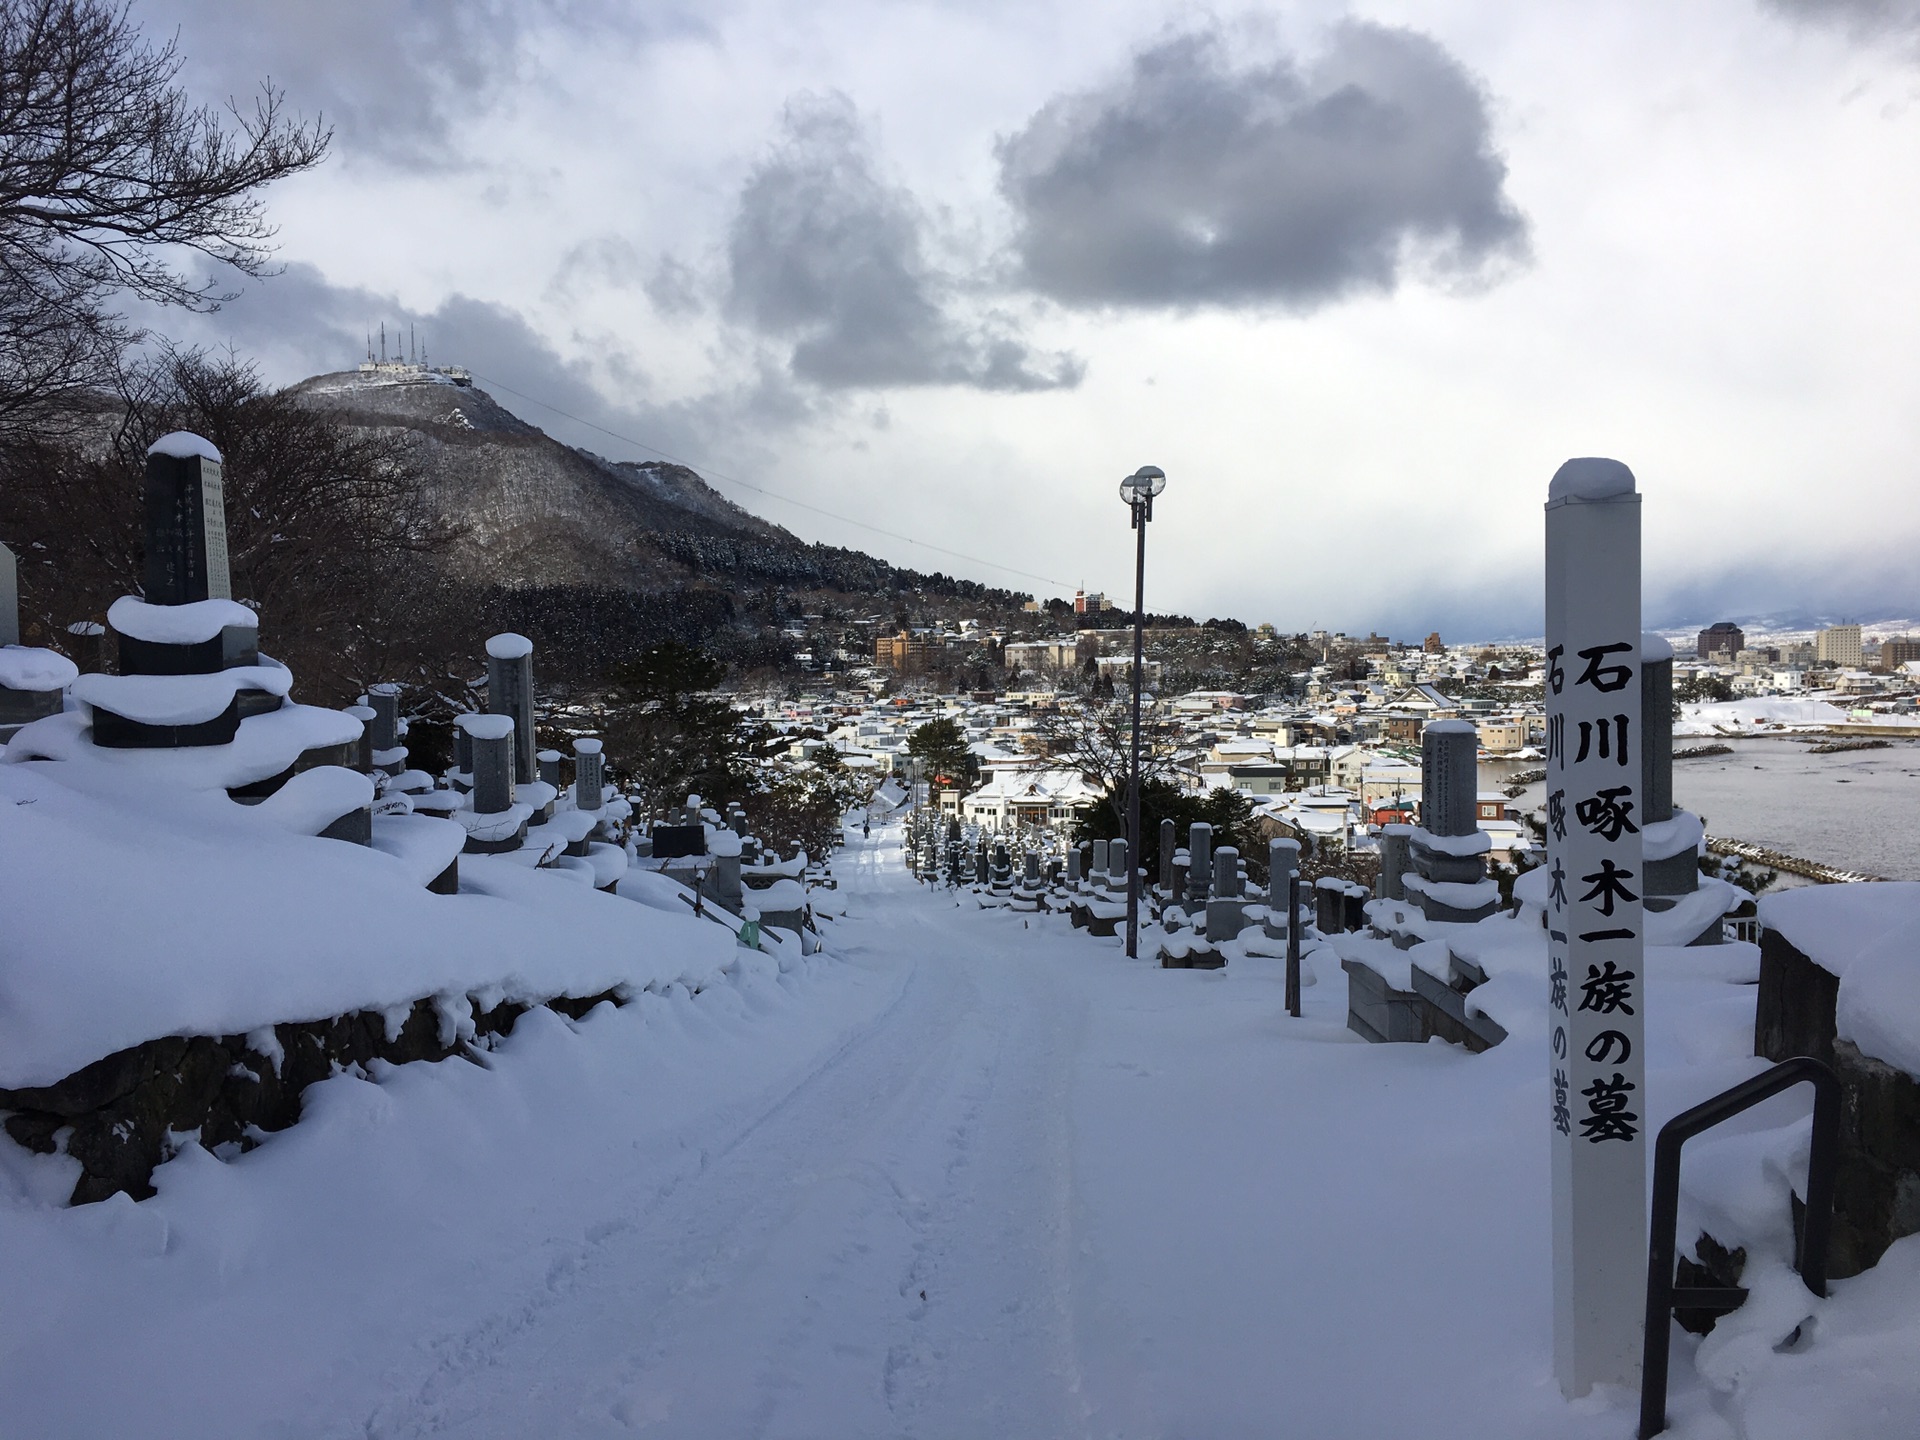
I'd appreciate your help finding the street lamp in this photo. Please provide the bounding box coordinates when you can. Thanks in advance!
[1118,464,1165,959]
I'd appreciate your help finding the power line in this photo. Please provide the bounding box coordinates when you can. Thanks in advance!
[462,369,1070,592]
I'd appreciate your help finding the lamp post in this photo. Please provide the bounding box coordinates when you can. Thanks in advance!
[1119,464,1165,959]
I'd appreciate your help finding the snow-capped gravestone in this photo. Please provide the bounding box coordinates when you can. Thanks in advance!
[1207,846,1245,941]
[1187,823,1212,909]
[1636,635,1701,905]
[0,641,74,742]
[486,632,536,784]
[573,738,604,811]
[1403,721,1498,922]
[0,541,76,741]
[1544,457,1647,1400]
[81,438,292,748]
[1264,837,1299,942]
[366,684,404,774]
[458,713,530,853]
[1377,825,1411,903]
[143,431,230,604]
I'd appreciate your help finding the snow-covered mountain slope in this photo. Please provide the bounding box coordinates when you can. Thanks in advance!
[290,369,798,593]
[291,369,951,602]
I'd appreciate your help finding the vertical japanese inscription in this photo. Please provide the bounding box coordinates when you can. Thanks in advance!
[1545,459,1647,1398]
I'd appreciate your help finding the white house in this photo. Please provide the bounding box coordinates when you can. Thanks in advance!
[960,767,1104,831]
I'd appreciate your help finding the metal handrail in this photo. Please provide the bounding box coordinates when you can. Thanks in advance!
[1639,1056,1841,1438]
[1285,873,1302,1017]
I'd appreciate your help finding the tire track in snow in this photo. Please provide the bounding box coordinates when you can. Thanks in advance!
[346,827,1095,1438]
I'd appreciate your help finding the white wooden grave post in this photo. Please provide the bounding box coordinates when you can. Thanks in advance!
[1545,457,1648,1397]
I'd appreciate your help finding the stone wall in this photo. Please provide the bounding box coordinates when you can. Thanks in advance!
[0,990,625,1206]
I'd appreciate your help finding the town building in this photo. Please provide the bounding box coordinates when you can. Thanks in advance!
[873,630,933,671]
[1817,623,1864,668]
[1882,636,1920,667]
[1002,637,1086,673]
[1696,621,1745,659]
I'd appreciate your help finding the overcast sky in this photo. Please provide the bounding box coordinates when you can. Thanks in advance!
[141,0,1920,639]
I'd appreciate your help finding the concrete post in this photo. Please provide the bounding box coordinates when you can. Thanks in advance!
[1545,456,1647,1398]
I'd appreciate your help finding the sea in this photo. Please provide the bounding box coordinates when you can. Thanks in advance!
[1491,737,1920,883]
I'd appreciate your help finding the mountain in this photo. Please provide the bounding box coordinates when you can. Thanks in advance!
[289,364,1016,606]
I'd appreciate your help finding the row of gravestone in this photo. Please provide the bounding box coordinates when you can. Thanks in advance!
[0,437,643,899]
[633,794,815,942]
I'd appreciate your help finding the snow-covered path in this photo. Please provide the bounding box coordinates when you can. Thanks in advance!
[8,822,1913,1438]
[374,836,1094,1438]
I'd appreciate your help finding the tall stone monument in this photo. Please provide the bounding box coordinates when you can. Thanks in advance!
[1187,822,1212,910]
[1264,837,1300,942]
[1404,721,1497,922]
[486,633,536,784]
[1545,457,1647,1398]
[89,435,278,748]
[142,432,231,604]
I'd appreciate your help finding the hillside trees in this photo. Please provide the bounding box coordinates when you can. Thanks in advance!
[0,0,328,433]
[0,348,461,701]
[602,641,769,814]
[906,716,973,790]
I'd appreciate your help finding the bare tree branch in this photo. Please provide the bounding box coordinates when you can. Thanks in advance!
[0,0,329,428]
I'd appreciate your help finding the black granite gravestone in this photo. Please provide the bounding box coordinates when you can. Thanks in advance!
[143,441,230,605]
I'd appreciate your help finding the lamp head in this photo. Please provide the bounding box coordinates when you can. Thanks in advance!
[1119,465,1166,506]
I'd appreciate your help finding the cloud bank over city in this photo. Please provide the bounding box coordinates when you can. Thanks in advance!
[140,0,1920,639]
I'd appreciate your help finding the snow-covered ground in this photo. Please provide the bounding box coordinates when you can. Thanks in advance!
[3,822,1916,1438]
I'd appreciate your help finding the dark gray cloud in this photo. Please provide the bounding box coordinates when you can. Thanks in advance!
[149,0,704,170]
[996,21,1528,309]
[727,92,1082,392]
[1761,0,1920,39]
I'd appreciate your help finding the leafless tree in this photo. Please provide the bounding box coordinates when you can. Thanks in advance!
[1030,698,1183,832]
[0,348,464,704]
[0,0,329,430]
